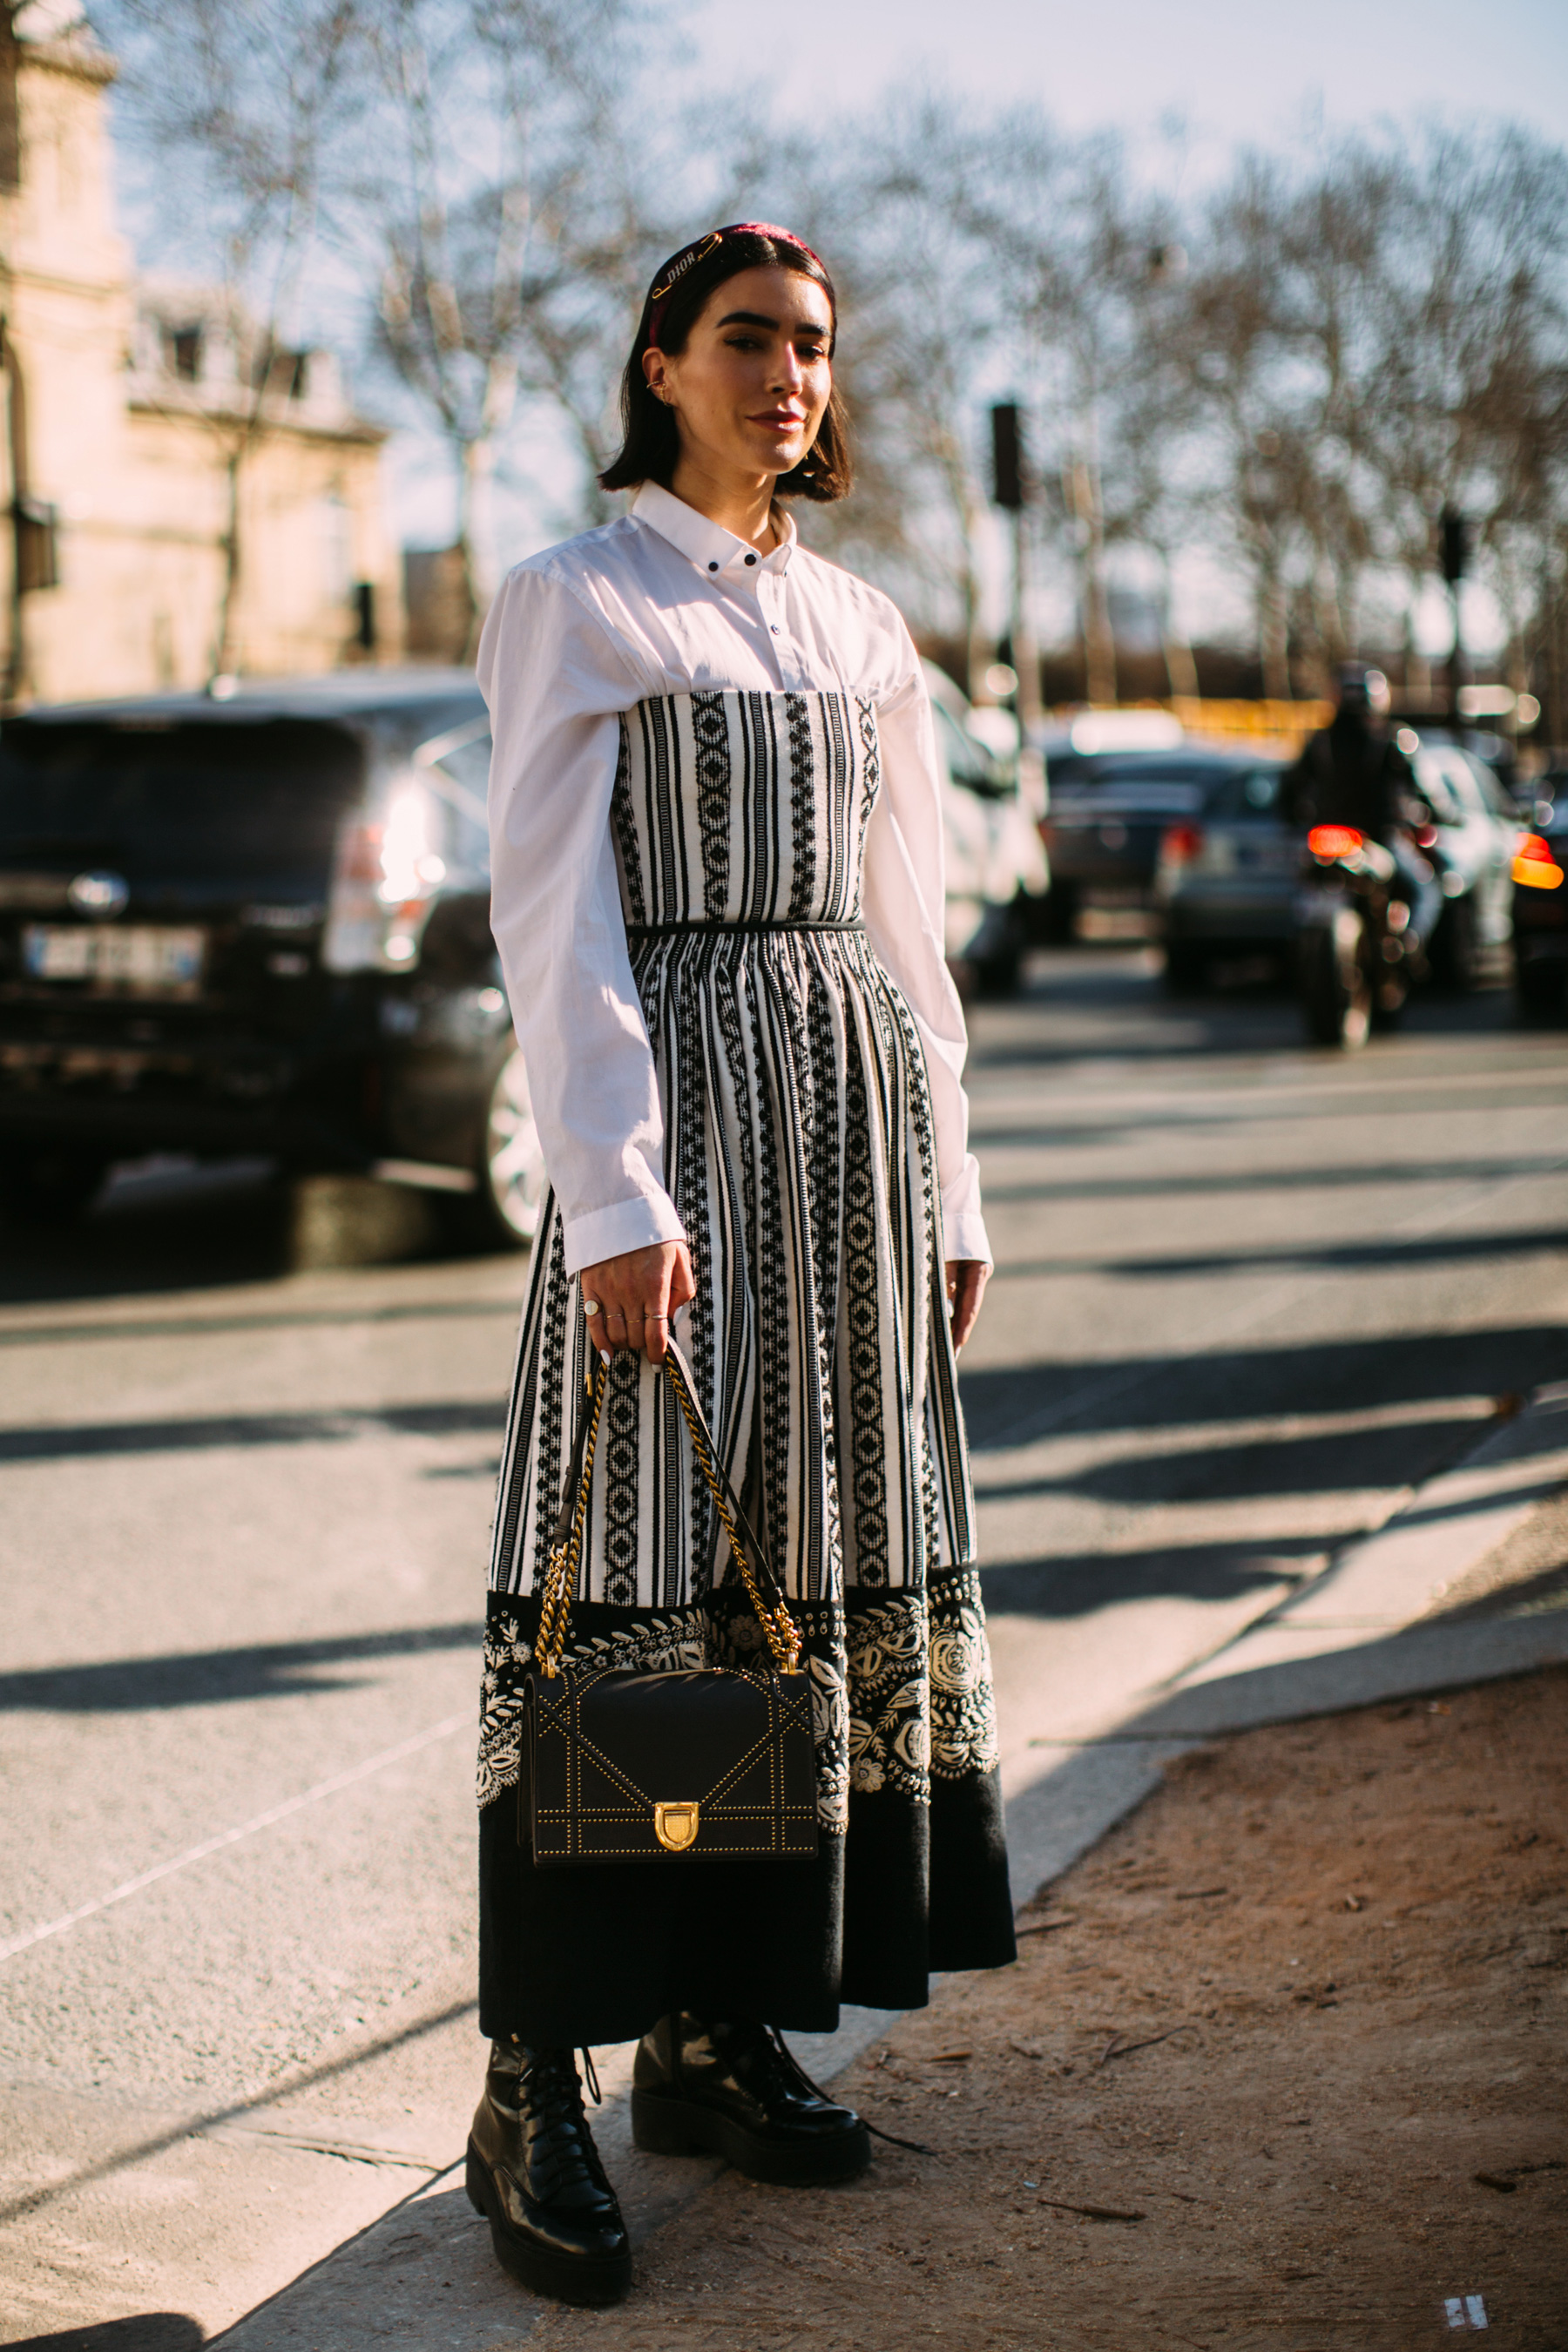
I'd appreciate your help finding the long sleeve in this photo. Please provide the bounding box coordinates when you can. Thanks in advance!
[479,565,686,1275]
[862,643,993,1267]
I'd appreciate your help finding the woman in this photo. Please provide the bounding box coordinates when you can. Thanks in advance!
[470,223,1015,2308]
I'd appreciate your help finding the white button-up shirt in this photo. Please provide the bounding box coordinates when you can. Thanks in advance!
[479,480,991,1274]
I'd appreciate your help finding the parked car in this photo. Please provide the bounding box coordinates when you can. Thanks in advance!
[1152,756,1294,986]
[1511,767,1567,1018]
[924,661,1048,995]
[0,670,545,1241]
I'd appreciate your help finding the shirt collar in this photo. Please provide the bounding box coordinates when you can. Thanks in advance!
[632,480,795,580]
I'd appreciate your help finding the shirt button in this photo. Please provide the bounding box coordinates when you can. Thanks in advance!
[744,552,757,566]
[771,625,781,635]
[707,560,720,573]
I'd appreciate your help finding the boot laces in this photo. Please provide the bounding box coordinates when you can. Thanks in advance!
[518,2046,610,2200]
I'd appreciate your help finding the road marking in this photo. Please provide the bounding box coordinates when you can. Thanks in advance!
[0,1713,470,1965]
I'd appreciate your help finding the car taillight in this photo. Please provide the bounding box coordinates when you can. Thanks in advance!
[1161,822,1205,863]
[323,781,449,972]
[1308,824,1363,860]
[1512,833,1565,889]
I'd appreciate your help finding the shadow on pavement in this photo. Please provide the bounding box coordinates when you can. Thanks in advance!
[0,1161,294,1308]
[994,1224,1568,1285]
[0,1159,516,1311]
[0,1397,503,1465]
[981,1530,1329,1618]
[0,1622,486,1714]
[4,2321,206,2351]
[960,1324,1568,1450]
[977,1409,1494,1507]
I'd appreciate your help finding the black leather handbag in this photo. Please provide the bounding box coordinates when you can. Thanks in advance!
[522,1338,819,1869]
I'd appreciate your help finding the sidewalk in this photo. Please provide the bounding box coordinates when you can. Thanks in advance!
[202,1384,1568,2351]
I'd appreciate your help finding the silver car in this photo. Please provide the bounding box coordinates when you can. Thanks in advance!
[1402,736,1518,987]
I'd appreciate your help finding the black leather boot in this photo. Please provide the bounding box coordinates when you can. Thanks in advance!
[631,2013,871,2186]
[466,2041,632,2306]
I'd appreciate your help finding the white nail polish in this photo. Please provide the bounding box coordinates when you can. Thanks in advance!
[599,1348,612,1366]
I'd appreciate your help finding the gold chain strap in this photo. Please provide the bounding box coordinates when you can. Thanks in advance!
[535,1368,608,1677]
[662,1355,803,1676]
[535,1354,802,1679]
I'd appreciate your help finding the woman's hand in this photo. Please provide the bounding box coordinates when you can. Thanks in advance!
[578,1241,695,1367]
[946,1259,990,1351]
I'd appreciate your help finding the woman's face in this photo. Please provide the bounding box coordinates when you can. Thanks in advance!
[644,265,833,486]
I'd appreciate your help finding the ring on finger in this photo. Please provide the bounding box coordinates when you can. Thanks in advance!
[583,1298,602,1318]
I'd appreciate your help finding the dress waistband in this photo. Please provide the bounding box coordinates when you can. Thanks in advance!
[625,917,867,938]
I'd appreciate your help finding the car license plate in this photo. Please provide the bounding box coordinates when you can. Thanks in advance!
[23,923,206,996]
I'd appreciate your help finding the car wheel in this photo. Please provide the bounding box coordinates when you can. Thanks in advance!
[459,1047,548,1249]
[0,1147,111,1225]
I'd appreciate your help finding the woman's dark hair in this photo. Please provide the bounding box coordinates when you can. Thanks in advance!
[598,225,851,502]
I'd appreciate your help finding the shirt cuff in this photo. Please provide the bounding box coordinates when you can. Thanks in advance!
[561,1192,687,1277]
[943,1208,992,1267]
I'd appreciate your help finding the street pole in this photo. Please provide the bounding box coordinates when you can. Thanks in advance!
[1442,507,1468,741]
[991,402,1042,732]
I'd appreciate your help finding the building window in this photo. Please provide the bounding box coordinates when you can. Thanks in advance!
[169,326,203,382]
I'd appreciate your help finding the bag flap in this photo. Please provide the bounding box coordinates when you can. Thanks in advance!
[535,1666,812,1808]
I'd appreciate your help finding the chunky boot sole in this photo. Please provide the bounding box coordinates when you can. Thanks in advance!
[465,2140,632,2307]
[631,2088,871,2186]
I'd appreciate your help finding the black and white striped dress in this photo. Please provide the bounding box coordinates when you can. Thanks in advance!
[476,493,1014,2046]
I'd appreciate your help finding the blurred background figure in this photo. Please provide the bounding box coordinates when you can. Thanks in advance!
[1282,665,1443,954]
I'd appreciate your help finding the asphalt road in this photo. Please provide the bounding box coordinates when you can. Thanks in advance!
[2,948,1565,2342]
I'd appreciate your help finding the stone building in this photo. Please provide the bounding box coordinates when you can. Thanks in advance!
[0,4,402,707]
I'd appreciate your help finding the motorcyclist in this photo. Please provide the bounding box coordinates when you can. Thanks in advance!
[1281,665,1442,951]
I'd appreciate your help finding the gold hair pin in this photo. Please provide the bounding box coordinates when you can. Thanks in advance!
[650,231,722,303]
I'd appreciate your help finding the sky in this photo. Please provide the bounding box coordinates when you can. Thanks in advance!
[690,0,1568,153]
[384,0,1567,649]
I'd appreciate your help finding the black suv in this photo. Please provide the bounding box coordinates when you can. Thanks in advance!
[0,670,544,1243]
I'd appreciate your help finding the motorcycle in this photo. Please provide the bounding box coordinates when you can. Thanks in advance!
[1295,825,1419,1049]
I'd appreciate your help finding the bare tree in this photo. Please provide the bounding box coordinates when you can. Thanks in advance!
[788,95,1011,669]
[94,0,368,677]
[956,119,1191,705]
[351,0,660,643]
[1360,125,1568,690]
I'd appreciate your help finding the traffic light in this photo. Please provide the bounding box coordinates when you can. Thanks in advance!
[1440,509,1469,586]
[991,403,1025,511]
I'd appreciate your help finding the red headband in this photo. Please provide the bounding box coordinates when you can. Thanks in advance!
[645,221,828,348]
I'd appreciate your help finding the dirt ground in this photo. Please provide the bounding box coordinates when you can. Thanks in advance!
[534,1667,1568,2352]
